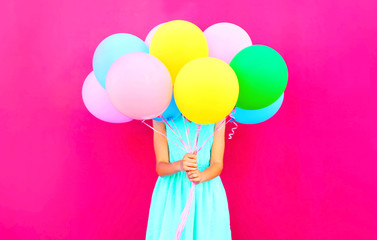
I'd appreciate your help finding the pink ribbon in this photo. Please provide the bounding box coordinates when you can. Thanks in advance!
[192,124,202,153]
[228,109,238,139]
[174,123,201,240]
[174,182,195,239]
[195,118,229,153]
[141,120,186,151]
[181,116,192,152]
[169,117,186,147]
[161,116,190,152]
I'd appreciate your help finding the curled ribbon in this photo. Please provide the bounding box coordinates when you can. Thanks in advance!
[228,109,238,140]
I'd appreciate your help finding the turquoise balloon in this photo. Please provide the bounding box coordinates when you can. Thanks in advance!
[93,33,149,88]
[153,93,181,122]
[233,93,284,124]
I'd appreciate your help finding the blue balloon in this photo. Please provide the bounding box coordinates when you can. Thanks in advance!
[153,93,181,122]
[93,33,149,88]
[233,93,284,124]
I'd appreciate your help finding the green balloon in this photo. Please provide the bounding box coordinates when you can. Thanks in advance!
[230,45,288,110]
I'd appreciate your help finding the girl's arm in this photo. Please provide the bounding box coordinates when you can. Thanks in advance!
[188,121,225,183]
[153,120,198,177]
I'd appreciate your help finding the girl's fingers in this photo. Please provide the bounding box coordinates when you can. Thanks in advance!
[187,169,199,175]
[187,163,198,168]
[183,158,196,164]
[190,177,200,182]
[187,156,197,161]
[185,167,197,171]
[188,173,199,178]
[186,158,197,163]
[183,161,197,167]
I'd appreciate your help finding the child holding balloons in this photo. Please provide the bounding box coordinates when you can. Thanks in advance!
[85,17,287,240]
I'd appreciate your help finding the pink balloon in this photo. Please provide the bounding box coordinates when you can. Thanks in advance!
[82,72,132,123]
[204,22,252,64]
[106,52,172,120]
[145,23,164,47]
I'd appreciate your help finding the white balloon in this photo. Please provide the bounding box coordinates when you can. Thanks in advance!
[204,22,252,64]
[145,23,164,47]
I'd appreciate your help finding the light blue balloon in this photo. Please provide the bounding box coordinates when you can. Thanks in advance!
[153,93,181,122]
[93,33,149,88]
[233,93,284,124]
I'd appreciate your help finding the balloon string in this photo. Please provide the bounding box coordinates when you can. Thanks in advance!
[195,118,231,153]
[174,121,201,239]
[174,182,195,240]
[167,116,184,144]
[161,117,190,152]
[192,124,202,154]
[182,116,192,152]
[171,117,191,152]
[228,121,238,140]
[141,120,186,152]
[228,109,238,140]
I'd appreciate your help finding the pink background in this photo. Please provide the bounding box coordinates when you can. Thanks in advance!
[1,0,377,239]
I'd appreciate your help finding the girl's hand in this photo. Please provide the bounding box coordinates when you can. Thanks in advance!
[187,168,201,184]
[180,153,198,171]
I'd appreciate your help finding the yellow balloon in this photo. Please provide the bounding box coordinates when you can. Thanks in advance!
[174,57,239,125]
[150,20,208,83]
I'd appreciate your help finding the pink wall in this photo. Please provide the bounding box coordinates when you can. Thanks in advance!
[1,0,377,239]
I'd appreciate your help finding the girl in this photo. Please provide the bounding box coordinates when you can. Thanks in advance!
[146,117,231,239]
